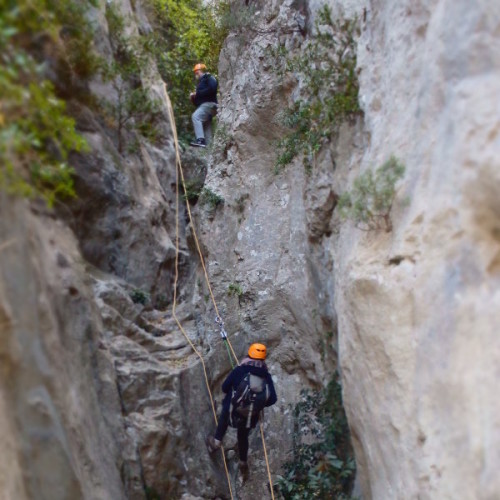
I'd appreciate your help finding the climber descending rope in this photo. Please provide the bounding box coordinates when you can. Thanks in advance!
[205,343,277,483]
[163,83,275,499]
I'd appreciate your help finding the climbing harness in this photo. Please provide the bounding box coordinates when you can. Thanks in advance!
[163,83,275,499]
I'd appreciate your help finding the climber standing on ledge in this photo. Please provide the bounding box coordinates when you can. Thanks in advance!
[190,63,218,148]
[206,343,277,482]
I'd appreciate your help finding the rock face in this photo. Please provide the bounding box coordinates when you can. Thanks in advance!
[1,0,499,499]
[0,0,220,498]
[335,1,500,498]
[201,0,500,498]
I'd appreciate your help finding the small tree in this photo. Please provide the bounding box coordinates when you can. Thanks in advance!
[337,156,405,232]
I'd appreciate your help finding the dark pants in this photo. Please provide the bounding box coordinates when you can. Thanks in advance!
[214,407,251,461]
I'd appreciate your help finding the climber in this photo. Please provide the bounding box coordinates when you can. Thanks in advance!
[205,343,277,482]
[189,63,218,148]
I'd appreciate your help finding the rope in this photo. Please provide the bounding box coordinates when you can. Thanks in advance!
[163,83,275,499]
[166,86,234,500]
[260,419,274,498]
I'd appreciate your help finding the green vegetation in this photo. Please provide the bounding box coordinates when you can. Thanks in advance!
[318,330,335,363]
[227,282,243,298]
[153,293,169,310]
[130,288,150,305]
[276,377,356,499]
[0,0,95,206]
[0,0,237,205]
[181,178,203,202]
[200,187,224,209]
[0,0,231,204]
[146,0,230,139]
[180,182,223,210]
[104,3,162,153]
[271,6,361,172]
[337,156,405,232]
[228,282,244,306]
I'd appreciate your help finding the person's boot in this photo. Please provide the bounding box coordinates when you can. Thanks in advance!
[239,460,249,482]
[190,138,206,148]
[205,435,221,454]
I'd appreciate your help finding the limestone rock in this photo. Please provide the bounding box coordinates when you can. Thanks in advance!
[334,1,500,498]
[2,0,499,499]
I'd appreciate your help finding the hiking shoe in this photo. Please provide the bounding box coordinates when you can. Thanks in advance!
[239,461,249,482]
[190,138,206,148]
[205,435,221,454]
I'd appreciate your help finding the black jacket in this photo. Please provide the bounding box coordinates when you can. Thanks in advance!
[194,73,218,106]
[221,361,277,424]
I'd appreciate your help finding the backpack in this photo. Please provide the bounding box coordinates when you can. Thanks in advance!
[231,373,269,428]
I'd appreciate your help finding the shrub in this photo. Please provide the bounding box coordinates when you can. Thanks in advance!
[0,1,93,206]
[234,193,249,213]
[210,123,234,159]
[272,6,361,172]
[275,377,356,499]
[228,282,244,306]
[337,156,405,232]
[145,486,161,500]
[218,3,257,35]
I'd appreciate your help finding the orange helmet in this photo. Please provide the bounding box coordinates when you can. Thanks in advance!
[248,343,267,360]
[193,63,207,72]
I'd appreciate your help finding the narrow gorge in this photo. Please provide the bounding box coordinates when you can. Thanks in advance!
[0,1,499,499]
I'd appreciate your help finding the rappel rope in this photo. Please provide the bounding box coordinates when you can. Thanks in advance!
[163,83,275,499]
[166,86,234,500]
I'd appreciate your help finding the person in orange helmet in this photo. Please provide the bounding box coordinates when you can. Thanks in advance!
[206,343,277,481]
[190,63,218,148]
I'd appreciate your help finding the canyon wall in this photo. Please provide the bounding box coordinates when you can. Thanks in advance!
[1,0,499,499]
[336,1,500,498]
[0,1,217,498]
[203,0,500,498]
